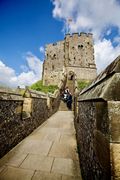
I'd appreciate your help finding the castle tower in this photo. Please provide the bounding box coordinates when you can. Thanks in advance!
[42,33,97,85]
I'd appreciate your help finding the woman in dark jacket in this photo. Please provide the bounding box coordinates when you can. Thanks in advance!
[66,92,72,110]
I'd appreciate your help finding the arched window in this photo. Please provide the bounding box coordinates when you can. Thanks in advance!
[53,54,56,59]
[78,45,83,49]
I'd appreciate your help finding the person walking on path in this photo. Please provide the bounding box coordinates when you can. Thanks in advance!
[66,91,72,110]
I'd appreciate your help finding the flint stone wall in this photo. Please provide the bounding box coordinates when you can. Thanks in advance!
[0,91,24,158]
[0,87,61,158]
[76,101,110,180]
[76,56,120,180]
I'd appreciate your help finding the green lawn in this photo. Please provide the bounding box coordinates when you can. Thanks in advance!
[77,80,91,91]
[30,80,58,93]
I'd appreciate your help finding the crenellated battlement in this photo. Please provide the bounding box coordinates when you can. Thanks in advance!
[65,32,93,39]
[47,32,93,51]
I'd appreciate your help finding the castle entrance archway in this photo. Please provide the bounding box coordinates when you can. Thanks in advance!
[68,71,74,80]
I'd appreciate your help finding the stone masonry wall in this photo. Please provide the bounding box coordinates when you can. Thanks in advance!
[43,32,97,85]
[66,66,97,81]
[43,40,65,85]
[0,100,23,158]
[76,56,120,180]
[108,101,120,179]
[75,101,110,180]
[0,90,61,158]
[30,97,48,128]
[76,99,120,180]
[65,33,95,68]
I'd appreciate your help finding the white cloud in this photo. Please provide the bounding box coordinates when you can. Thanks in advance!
[0,53,43,88]
[26,52,42,76]
[0,60,16,87]
[95,39,120,73]
[52,0,120,72]
[20,65,29,72]
[52,0,120,37]
[39,46,44,53]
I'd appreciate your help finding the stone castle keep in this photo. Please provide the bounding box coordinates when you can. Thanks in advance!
[42,32,97,85]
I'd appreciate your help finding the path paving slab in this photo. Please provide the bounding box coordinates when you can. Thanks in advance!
[0,166,34,180]
[0,151,28,168]
[14,140,52,156]
[0,166,6,174]
[62,175,82,180]
[38,127,75,135]
[48,142,78,160]
[0,111,82,180]
[27,131,61,142]
[32,171,62,180]
[51,157,80,176]
[20,154,54,172]
[59,134,77,146]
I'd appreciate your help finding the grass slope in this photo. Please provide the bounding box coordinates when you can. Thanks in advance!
[77,80,91,91]
[30,80,58,93]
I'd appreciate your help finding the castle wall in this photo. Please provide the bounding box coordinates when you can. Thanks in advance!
[66,66,97,81]
[43,71,64,86]
[43,33,97,85]
[43,41,65,85]
[65,33,96,68]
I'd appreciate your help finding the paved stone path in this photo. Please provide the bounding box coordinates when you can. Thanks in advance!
[0,111,82,180]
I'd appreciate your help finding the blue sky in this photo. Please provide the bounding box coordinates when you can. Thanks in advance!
[0,0,120,87]
[0,0,63,73]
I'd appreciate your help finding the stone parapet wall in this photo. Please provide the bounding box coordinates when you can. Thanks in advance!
[75,56,120,180]
[76,101,110,180]
[108,101,120,179]
[0,79,65,158]
[0,92,24,158]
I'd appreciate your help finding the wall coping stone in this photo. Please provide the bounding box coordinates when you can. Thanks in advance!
[23,88,47,99]
[78,56,120,101]
[0,88,23,100]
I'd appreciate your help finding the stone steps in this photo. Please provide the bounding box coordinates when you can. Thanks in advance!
[66,80,74,95]
[59,79,74,111]
[59,100,69,111]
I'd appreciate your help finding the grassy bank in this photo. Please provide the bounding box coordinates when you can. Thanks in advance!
[77,80,91,91]
[30,80,58,93]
